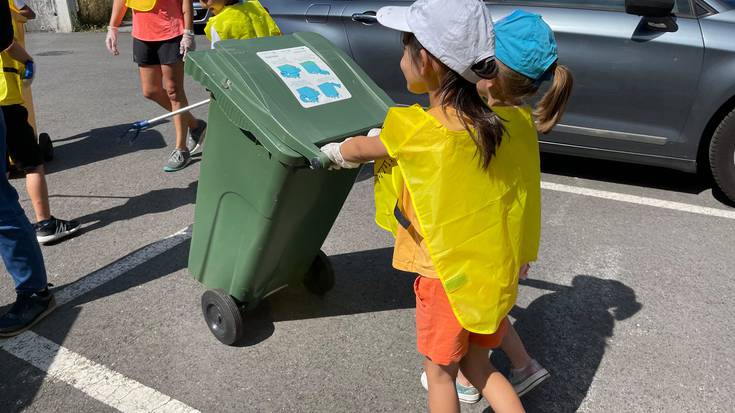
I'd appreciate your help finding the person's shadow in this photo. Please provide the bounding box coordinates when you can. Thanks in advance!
[490,275,643,413]
[44,123,167,175]
[62,181,198,234]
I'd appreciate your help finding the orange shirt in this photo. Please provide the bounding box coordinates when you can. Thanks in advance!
[132,0,184,42]
[392,185,439,278]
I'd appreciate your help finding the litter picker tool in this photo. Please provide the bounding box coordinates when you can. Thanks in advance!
[118,99,211,144]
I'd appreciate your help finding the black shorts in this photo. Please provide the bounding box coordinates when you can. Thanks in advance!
[133,35,183,66]
[2,104,43,172]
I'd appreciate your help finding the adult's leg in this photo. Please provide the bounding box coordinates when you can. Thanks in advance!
[161,61,197,151]
[139,64,172,111]
[424,359,460,413]
[0,111,47,293]
[460,344,524,413]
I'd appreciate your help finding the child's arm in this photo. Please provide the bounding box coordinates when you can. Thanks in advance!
[17,6,35,20]
[320,130,389,169]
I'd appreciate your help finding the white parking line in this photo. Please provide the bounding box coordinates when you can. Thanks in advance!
[1,332,199,413]
[541,181,735,220]
[1,226,195,413]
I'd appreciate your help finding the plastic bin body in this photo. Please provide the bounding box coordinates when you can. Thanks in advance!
[185,32,393,308]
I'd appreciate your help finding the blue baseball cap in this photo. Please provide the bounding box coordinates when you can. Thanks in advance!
[495,10,558,81]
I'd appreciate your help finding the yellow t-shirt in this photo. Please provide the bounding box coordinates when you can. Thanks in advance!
[0,0,24,106]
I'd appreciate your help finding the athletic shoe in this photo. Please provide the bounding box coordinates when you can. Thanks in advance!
[163,149,191,172]
[0,289,57,337]
[509,359,550,397]
[420,371,481,404]
[35,216,80,244]
[186,120,207,154]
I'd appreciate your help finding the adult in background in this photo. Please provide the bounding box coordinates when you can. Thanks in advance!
[106,0,207,172]
[0,0,56,337]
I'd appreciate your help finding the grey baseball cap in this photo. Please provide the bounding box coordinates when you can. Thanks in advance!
[377,0,495,84]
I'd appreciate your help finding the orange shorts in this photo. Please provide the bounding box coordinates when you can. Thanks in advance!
[415,276,508,366]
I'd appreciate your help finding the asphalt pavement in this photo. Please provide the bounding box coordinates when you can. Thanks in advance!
[0,33,733,413]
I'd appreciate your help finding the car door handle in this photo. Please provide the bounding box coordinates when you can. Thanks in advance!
[352,11,378,24]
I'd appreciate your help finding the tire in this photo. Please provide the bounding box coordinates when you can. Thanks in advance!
[38,133,54,162]
[201,289,244,345]
[709,109,735,204]
[303,250,335,296]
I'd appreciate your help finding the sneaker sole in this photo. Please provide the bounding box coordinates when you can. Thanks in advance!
[163,157,192,173]
[37,225,80,244]
[420,372,481,404]
[0,296,57,337]
[514,368,550,397]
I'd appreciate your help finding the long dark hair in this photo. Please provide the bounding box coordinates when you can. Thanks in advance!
[402,33,504,170]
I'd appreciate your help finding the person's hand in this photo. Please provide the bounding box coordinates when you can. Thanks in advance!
[180,30,195,57]
[106,26,119,55]
[320,139,360,170]
[21,60,34,86]
[518,263,530,280]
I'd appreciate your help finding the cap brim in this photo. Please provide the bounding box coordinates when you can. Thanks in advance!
[377,6,412,33]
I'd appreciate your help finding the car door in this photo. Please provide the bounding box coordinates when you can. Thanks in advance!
[487,0,704,162]
[341,1,423,105]
[260,0,351,52]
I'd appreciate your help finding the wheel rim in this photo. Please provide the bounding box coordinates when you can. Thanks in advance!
[205,303,226,338]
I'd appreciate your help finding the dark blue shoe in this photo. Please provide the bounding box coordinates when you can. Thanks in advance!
[0,289,57,337]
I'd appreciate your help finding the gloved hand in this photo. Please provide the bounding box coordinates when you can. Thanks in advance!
[180,30,195,57]
[106,26,119,55]
[21,60,34,86]
[320,139,360,170]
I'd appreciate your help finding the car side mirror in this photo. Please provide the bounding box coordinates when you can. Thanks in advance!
[626,0,678,33]
[625,0,675,17]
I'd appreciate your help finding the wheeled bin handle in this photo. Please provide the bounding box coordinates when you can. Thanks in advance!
[310,151,333,170]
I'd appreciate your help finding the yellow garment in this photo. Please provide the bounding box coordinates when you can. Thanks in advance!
[125,0,156,12]
[205,0,281,43]
[9,1,36,131]
[0,7,24,106]
[374,105,541,334]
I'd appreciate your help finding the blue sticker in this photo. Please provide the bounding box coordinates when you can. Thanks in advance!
[277,64,302,79]
[318,82,342,98]
[297,87,321,103]
[301,61,330,75]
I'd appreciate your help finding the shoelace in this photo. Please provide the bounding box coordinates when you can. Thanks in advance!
[169,151,185,163]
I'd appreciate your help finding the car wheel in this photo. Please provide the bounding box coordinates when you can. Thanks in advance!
[709,109,735,204]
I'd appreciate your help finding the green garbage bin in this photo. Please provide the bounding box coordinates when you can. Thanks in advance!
[185,32,394,345]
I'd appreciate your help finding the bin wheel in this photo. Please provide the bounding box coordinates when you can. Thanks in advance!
[303,250,335,296]
[39,133,53,162]
[201,289,244,345]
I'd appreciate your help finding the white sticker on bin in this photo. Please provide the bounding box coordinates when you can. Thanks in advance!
[257,46,352,108]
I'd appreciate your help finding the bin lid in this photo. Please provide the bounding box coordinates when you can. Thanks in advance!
[185,32,395,167]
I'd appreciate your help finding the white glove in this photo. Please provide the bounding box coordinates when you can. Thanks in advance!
[320,139,360,170]
[106,26,119,56]
[367,128,382,137]
[180,30,196,57]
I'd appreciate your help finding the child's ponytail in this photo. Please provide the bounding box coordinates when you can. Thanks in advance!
[533,63,573,134]
[438,64,506,171]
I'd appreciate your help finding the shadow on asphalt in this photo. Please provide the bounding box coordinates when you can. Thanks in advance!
[488,275,643,413]
[43,123,167,175]
[67,181,198,234]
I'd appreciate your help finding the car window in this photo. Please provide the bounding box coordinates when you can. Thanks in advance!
[491,0,692,16]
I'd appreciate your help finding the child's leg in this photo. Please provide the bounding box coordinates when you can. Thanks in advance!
[25,166,50,222]
[501,321,532,370]
[460,344,525,413]
[424,358,460,413]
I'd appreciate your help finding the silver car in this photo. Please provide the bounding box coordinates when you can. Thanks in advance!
[262,0,735,204]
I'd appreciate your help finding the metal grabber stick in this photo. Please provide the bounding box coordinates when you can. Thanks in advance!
[118,99,211,144]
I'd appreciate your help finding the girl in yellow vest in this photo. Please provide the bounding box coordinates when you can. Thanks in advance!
[320,1,572,411]
[198,0,280,48]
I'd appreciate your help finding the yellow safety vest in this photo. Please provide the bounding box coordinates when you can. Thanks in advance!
[205,0,281,42]
[1,7,24,106]
[125,0,156,12]
[374,105,542,334]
